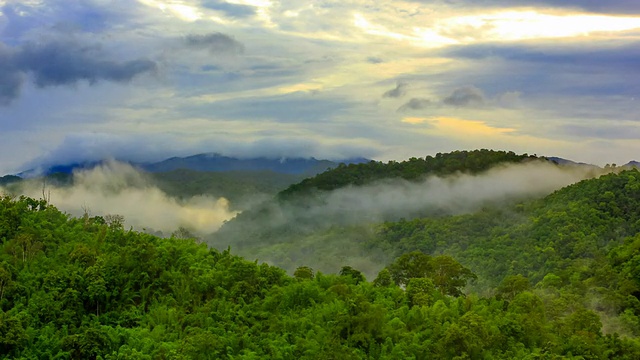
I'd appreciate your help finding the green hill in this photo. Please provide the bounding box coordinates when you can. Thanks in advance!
[2,192,640,358]
[148,169,304,210]
[278,149,538,198]
[210,150,599,273]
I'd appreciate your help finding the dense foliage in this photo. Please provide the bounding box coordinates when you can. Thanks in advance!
[214,150,543,255]
[2,150,640,358]
[370,169,640,336]
[279,149,538,198]
[2,193,640,358]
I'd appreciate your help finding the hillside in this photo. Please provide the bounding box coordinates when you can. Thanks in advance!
[148,169,304,210]
[210,150,600,272]
[278,149,539,198]
[372,169,640,285]
[2,167,306,214]
[15,154,367,178]
[1,194,640,358]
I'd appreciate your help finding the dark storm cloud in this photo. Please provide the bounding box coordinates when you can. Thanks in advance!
[383,82,408,98]
[0,39,157,105]
[397,98,432,111]
[184,33,245,54]
[201,0,256,18]
[16,40,156,87]
[409,0,640,14]
[442,86,485,107]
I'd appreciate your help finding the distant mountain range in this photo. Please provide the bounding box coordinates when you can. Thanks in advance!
[139,154,369,175]
[547,157,640,169]
[546,157,599,168]
[13,154,370,178]
[7,154,640,179]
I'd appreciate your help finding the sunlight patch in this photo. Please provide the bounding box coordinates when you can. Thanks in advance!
[401,117,429,125]
[137,0,202,22]
[439,11,640,42]
[429,117,515,136]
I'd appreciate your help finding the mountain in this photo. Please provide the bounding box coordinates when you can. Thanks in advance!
[140,153,367,175]
[0,175,21,186]
[546,156,600,169]
[148,169,307,210]
[3,191,640,358]
[2,156,640,358]
[16,160,116,178]
[624,160,640,168]
[211,150,597,273]
[14,154,369,178]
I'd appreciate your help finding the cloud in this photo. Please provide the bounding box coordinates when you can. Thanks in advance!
[447,43,640,71]
[0,1,140,39]
[200,0,256,18]
[5,161,238,235]
[496,91,522,108]
[216,160,601,274]
[184,33,244,54]
[0,45,21,105]
[312,161,596,221]
[559,124,640,140]
[16,40,156,87]
[0,39,156,104]
[443,85,485,107]
[396,86,514,111]
[441,42,640,102]
[398,98,432,111]
[182,92,351,122]
[383,81,408,98]
[367,57,384,64]
[17,132,381,175]
[408,0,640,14]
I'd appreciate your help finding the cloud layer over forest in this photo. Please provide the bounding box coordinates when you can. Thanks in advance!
[2,161,237,235]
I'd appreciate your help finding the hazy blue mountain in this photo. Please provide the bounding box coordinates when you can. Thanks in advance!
[0,175,21,186]
[14,154,369,178]
[139,154,368,175]
[16,160,129,178]
[546,156,601,169]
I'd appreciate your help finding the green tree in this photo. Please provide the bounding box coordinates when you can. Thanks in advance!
[339,266,365,284]
[294,266,314,281]
[430,255,476,297]
[387,251,433,287]
[496,274,530,300]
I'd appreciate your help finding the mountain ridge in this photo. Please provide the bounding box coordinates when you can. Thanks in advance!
[13,154,370,178]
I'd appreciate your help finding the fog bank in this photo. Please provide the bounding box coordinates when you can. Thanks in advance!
[3,161,237,235]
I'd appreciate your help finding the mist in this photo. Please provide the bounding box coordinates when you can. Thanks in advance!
[212,160,602,276]
[226,160,601,233]
[315,160,598,221]
[3,161,237,236]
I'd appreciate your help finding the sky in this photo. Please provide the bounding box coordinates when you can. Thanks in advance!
[2,0,640,175]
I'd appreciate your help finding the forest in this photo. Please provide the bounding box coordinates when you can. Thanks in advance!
[1,150,640,358]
